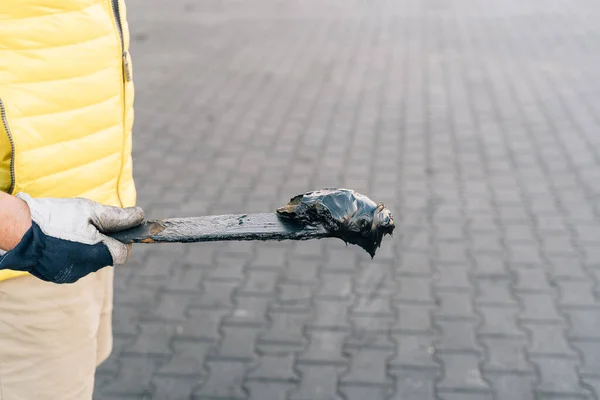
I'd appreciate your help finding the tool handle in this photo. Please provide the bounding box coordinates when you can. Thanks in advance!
[107,213,330,244]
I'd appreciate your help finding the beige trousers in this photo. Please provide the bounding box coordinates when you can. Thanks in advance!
[0,267,114,400]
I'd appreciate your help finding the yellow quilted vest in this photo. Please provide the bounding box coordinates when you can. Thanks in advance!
[0,0,137,282]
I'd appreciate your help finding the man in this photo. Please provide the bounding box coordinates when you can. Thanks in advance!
[0,1,145,398]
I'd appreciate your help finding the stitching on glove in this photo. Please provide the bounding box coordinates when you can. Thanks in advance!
[54,264,74,284]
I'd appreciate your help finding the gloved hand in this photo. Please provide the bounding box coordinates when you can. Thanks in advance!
[0,192,144,284]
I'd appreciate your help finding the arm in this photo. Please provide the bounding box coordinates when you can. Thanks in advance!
[0,191,32,251]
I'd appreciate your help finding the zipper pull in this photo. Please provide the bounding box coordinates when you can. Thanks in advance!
[123,52,131,82]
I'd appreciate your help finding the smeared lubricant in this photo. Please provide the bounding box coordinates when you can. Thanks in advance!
[109,188,395,257]
[276,188,395,257]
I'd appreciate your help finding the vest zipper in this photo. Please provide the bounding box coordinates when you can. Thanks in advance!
[111,0,129,207]
[111,0,131,82]
[0,98,16,195]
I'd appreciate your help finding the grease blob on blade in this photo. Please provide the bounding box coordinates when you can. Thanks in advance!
[276,188,395,257]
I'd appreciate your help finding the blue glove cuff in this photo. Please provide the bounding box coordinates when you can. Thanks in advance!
[0,222,113,283]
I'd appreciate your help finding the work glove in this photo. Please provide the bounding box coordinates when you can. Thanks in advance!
[0,192,144,284]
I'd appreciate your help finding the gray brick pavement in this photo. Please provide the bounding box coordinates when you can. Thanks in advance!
[95,0,600,399]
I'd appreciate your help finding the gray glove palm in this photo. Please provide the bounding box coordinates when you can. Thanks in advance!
[0,192,144,283]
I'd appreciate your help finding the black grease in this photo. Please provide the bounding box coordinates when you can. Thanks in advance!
[109,189,394,256]
[108,213,331,244]
[276,188,395,257]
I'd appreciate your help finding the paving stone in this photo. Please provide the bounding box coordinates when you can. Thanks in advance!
[297,331,348,366]
[350,294,396,335]
[487,375,536,400]
[471,253,509,277]
[434,265,471,290]
[438,394,494,400]
[535,216,567,233]
[549,256,589,280]
[291,240,325,259]
[393,304,435,334]
[275,281,314,311]
[113,283,159,308]
[152,376,202,400]
[433,205,462,223]
[178,308,230,342]
[507,243,543,266]
[468,216,498,234]
[344,333,395,351]
[351,295,395,318]
[498,206,530,224]
[355,261,395,296]
[126,321,175,357]
[504,224,536,243]
[212,326,261,362]
[388,370,437,400]
[183,247,217,268]
[401,228,432,253]
[394,276,435,305]
[471,233,504,253]
[475,278,517,306]
[112,306,143,336]
[436,353,492,393]
[322,249,359,272]
[435,292,477,320]
[237,270,279,297]
[340,346,394,387]
[557,281,598,307]
[133,253,178,280]
[245,382,294,400]
[389,333,437,371]
[156,340,212,377]
[569,341,600,377]
[435,222,465,241]
[580,377,600,400]
[191,280,237,309]
[250,247,287,270]
[575,224,600,243]
[541,234,579,257]
[149,292,193,321]
[285,259,322,284]
[494,188,522,206]
[204,255,246,281]
[519,293,563,324]
[514,268,554,292]
[397,251,433,275]
[289,365,344,400]
[436,243,470,264]
[193,360,248,399]
[307,300,352,331]
[480,337,534,374]
[100,356,161,397]
[435,320,482,353]
[246,354,298,382]
[583,245,600,267]
[315,272,353,300]
[352,317,396,339]
[163,263,205,292]
[532,358,592,398]
[224,297,270,327]
[97,334,136,376]
[258,310,309,351]
[564,307,600,340]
